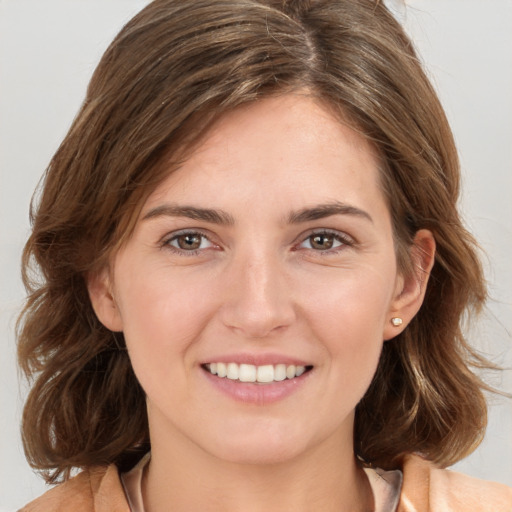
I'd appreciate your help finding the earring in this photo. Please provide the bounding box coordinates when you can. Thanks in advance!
[391,317,403,327]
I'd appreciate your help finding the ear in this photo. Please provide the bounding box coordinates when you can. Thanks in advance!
[383,229,436,340]
[87,267,124,332]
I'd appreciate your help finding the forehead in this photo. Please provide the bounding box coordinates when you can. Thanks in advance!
[143,94,385,217]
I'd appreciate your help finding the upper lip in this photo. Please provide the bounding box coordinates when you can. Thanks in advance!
[200,353,312,367]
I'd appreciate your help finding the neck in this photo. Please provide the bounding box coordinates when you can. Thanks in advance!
[142,418,373,512]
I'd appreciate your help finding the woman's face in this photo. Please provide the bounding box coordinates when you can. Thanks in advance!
[91,94,415,466]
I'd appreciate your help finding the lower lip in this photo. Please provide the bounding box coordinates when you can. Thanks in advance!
[202,367,311,405]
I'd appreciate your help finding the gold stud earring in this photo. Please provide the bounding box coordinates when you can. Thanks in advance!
[391,317,403,327]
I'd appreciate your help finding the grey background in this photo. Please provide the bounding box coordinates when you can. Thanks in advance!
[1,0,511,509]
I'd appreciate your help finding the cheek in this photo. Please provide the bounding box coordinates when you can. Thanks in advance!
[298,263,396,382]
[116,260,214,335]
[113,263,216,389]
[300,262,396,334]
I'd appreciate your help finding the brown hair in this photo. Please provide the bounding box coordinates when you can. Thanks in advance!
[18,0,491,483]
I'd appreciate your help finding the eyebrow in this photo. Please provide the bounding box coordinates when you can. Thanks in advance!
[142,204,235,225]
[287,202,373,224]
[143,201,373,226]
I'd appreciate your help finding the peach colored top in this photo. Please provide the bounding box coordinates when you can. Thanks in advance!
[121,453,402,512]
[20,454,512,511]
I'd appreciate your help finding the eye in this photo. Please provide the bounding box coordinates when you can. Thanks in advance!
[298,231,353,252]
[164,231,214,253]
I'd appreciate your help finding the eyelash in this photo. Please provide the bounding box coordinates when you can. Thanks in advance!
[294,229,355,255]
[161,229,355,257]
[161,230,216,256]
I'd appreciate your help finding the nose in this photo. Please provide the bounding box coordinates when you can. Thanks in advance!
[219,251,296,339]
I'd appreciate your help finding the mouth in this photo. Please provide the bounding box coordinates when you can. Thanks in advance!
[202,362,313,384]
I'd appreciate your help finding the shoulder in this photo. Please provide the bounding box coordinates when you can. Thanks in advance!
[18,465,130,512]
[398,454,512,512]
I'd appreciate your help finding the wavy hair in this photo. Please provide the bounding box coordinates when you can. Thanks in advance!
[18,0,491,482]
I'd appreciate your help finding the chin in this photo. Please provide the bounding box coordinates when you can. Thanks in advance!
[204,419,314,466]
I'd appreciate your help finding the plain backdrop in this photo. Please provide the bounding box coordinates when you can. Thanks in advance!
[1,0,511,509]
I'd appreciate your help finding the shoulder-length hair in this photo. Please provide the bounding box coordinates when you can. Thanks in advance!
[18,0,490,483]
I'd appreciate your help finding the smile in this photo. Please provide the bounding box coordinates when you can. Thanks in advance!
[204,362,311,383]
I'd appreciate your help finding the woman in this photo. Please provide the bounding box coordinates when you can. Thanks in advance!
[17,0,512,510]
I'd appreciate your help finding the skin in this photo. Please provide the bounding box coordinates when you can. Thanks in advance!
[89,94,435,512]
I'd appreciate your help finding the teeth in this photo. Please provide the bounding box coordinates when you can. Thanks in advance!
[257,365,274,383]
[286,365,296,379]
[239,364,256,382]
[295,366,306,377]
[206,362,308,383]
[274,364,287,381]
[227,362,239,380]
[217,362,227,378]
